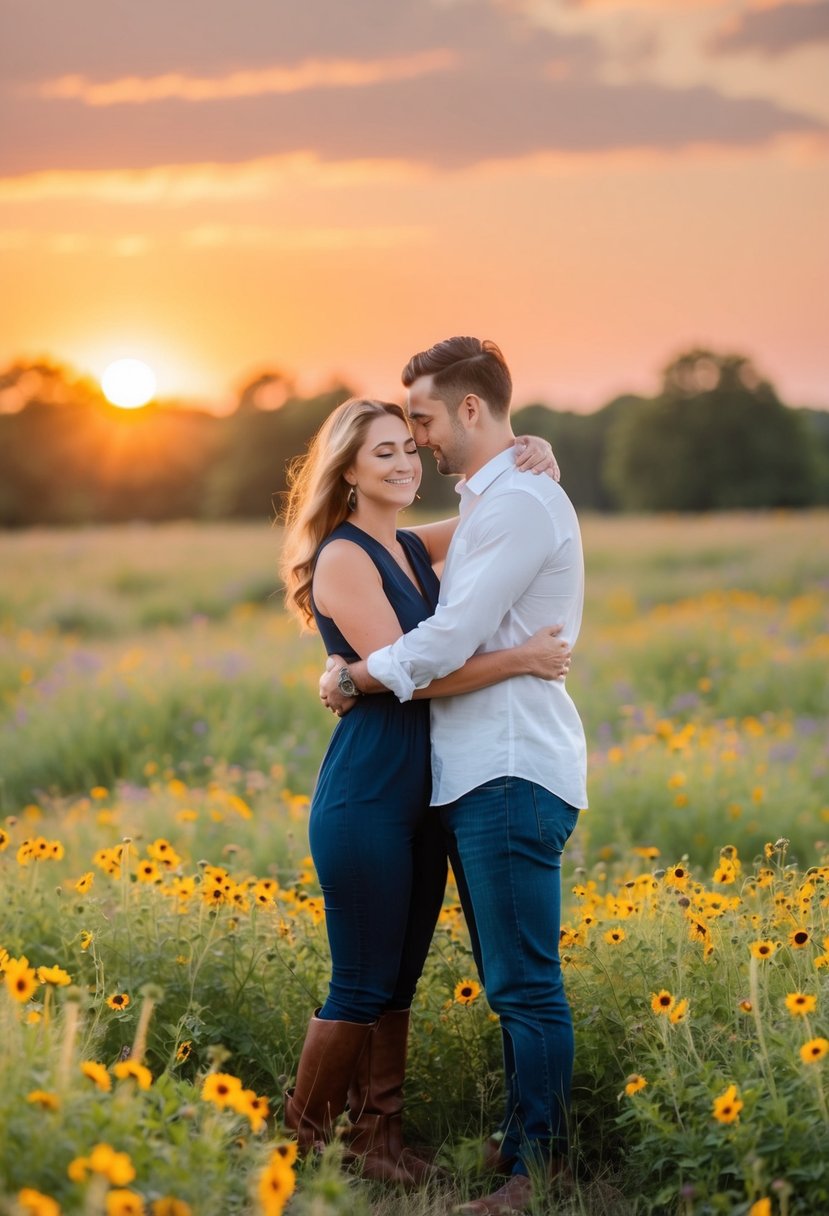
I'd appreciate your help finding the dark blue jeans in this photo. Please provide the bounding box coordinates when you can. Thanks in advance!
[309,696,448,1023]
[440,777,579,1172]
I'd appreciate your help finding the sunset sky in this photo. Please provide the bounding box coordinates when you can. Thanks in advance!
[2,0,827,412]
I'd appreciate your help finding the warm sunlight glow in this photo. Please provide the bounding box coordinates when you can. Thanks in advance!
[101,358,157,408]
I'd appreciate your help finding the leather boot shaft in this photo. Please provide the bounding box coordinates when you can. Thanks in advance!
[284,1011,374,1152]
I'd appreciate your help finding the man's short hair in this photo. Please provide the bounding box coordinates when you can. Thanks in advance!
[401,336,512,418]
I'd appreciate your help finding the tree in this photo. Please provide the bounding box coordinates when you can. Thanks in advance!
[603,349,816,511]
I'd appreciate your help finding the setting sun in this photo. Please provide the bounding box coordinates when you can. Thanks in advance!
[101,358,157,409]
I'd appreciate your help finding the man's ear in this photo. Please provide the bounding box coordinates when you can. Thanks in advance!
[461,393,482,426]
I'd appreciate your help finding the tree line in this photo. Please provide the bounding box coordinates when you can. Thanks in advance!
[0,349,826,527]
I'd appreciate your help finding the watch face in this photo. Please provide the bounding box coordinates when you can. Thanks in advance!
[337,667,357,696]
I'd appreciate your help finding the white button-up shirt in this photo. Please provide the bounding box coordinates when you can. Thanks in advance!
[367,447,587,809]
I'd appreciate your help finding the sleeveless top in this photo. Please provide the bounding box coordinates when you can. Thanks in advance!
[310,520,440,662]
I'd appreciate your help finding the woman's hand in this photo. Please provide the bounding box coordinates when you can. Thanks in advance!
[319,655,356,717]
[514,435,560,481]
[519,625,571,679]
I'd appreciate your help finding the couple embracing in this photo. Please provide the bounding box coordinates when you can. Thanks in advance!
[279,336,586,1216]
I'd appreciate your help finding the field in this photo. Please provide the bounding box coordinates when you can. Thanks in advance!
[1,512,827,1216]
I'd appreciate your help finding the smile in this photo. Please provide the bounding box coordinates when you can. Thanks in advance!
[385,477,414,485]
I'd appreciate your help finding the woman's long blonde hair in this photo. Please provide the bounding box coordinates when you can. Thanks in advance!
[280,397,410,627]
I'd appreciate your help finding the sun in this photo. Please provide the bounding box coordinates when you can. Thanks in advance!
[101,358,157,409]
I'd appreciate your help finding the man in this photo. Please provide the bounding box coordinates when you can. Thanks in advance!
[321,336,586,1215]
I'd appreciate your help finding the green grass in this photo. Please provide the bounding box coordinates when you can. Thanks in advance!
[0,512,828,1214]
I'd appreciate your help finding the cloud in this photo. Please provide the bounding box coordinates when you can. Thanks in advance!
[1,0,825,178]
[39,50,458,106]
[709,1,829,56]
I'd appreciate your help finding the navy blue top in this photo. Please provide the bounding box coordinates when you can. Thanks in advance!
[311,520,440,662]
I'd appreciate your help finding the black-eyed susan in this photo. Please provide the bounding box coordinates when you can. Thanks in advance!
[73,872,94,894]
[17,1189,61,1216]
[785,992,817,1017]
[175,1041,192,1063]
[151,1199,193,1216]
[37,964,71,987]
[669,998,689,1024]
[748,1199,771,1216]
[749,939,777,961]
[624,1074,647,1096]
[80,930,94,951]
[4,956,39,1003]
[27,1090,60,1110]
[800,1037,829,1065]
[712,1083,743,1124]
[604,927,626,945]
[105,1189,144,1216]
[137,860,162,884]
[665,864,689,889]
[81,1061,112,1091]
[788,927,811,950]
[650,990,674,1016]
[106,992,130,1010]
[114,1060,153,1089]
[201,1071,243,1109]
[257,1149,297,1216]
[0,828,9,852]
[454,979,482,1006]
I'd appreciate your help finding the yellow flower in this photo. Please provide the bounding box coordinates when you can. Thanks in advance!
[151,1200,193,1216]
[38,965,72,987]
[624,1074,647,1096]
[258,1150,297,1215]
[106,1190,144,1216]
[749,940,777,961]
[27,1090,61,1110]
[4,956,39,1002]
[603,927,626,945]
[0,829,10,852]
[712,1083,743,1124]
[175,1041,192,1062]
[738,999,753,1014]
[749,1200,771,1216]
[800,1037,829,1065]
[235,1089,270,1132]
[137,860,162,884]
[665,864,689,889]
[17,1189,61,1216]
[669,998,689,1024]
[785,992,817,1017]
[89,1144,136,1186]
[80,931,94,951]
[114,1060,153,1089]
[270,1141,299,1167]
[454,979,482,1006]
[81,1061,112,1091]
[650,990,674,1016]
[201,1072,243,1109]
[107,992,130,1010]
[788,927,810,949]
[73,872,94,894]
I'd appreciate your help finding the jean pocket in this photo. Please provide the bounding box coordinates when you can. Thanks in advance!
[534,792,579,854]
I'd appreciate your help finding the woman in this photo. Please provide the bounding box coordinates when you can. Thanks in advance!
[279,399,569,1185]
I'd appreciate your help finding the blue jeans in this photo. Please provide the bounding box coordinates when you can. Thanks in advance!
[309,697,448,1023]
[440,777,579,1172]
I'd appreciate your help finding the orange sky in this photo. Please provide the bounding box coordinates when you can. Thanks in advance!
[1,0,827,411]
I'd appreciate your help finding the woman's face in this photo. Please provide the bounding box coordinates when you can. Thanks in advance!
[346,414,422,511]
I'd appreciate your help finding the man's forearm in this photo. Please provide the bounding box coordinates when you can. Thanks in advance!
[349,659,387,694]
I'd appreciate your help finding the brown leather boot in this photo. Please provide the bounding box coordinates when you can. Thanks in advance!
[345,1008,443,1186]
[284,1010,374,1153]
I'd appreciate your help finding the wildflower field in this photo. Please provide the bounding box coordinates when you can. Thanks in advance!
[1,511,827,1216]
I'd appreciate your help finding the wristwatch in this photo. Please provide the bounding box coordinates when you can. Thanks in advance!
[337,665,362,698]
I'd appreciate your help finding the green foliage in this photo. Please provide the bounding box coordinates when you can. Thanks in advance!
[1,514,828,1213]
[2,350,828,527]
[604,350,820,511]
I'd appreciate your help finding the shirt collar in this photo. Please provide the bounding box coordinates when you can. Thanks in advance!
[455,446,517,503]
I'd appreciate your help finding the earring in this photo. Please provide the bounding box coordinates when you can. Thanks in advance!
[347,486,357,511]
